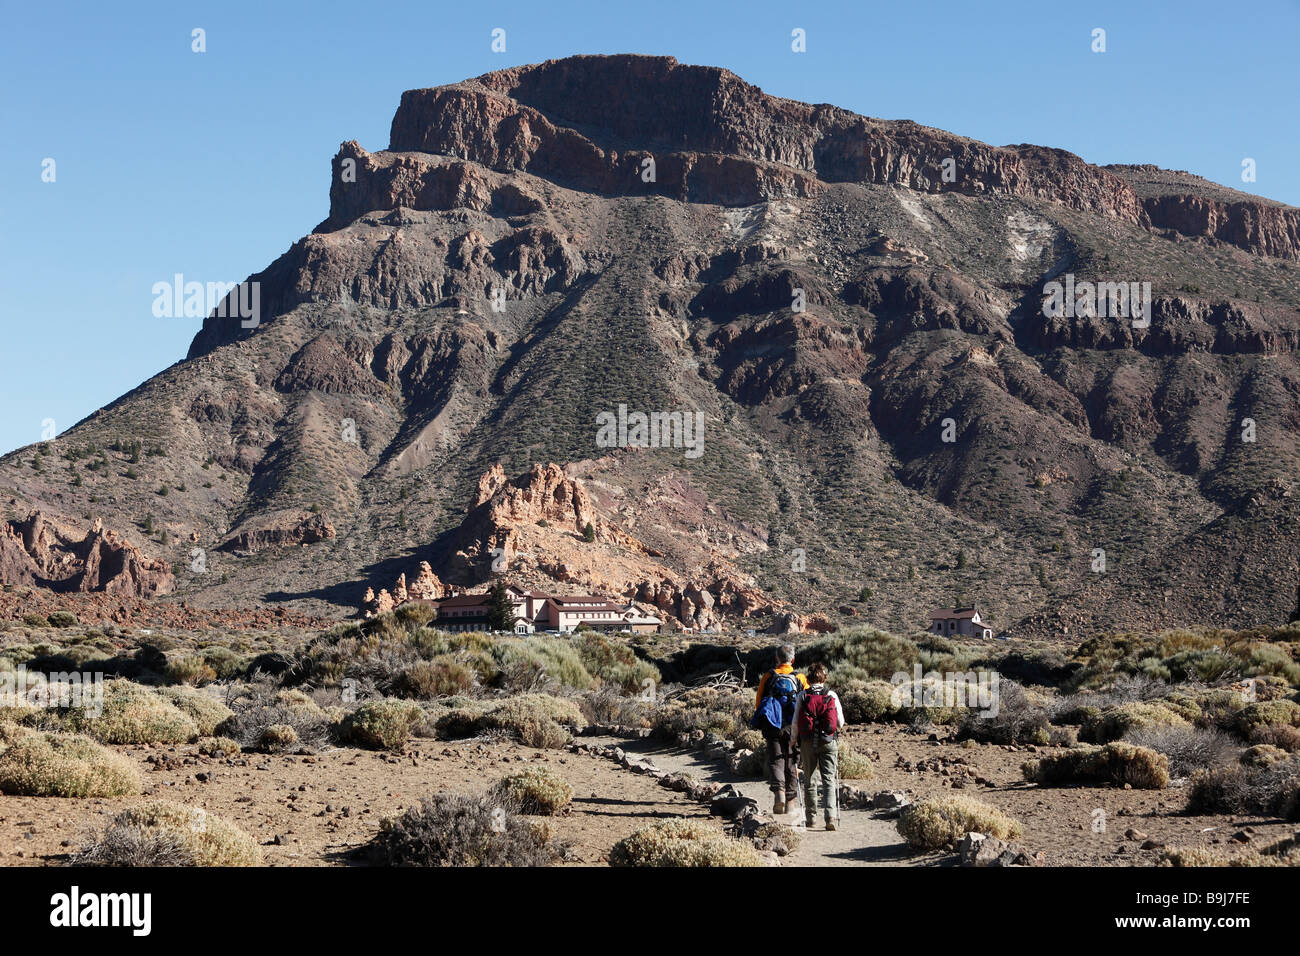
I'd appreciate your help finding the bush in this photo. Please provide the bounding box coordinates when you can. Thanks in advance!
[76,801,262,866]
[609,819,763,867]
[47,611,79,629]
[896,795,1023,851]
[1235,701,1300,738]
[155,686,232,737]
[959,681,1050,745]
[837,741,872,780]
[1082,702,1190,744]
[1241,744,1290,768]
[369,792,556,866]
[1022,743,1170,789]
[165,656,217,686]
[341,699,424,750]
[836,678,897,723]
[58,679,199,745]
[1186,762,1300,819]
[493,766,573,815]
[499,638,595,692]
[574,633,659,693]
[1249,723,1300,753]
[393,657,474,699]
[1122,725,1234,777]
[799,628,918,679]
[0,724,141,797]
[258,724,300,753]
[216,686,332,752]
[891,677,969,725]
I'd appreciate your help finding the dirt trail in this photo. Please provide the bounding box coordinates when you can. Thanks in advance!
[589,736,914,866]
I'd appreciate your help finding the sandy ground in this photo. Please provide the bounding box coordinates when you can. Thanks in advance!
[1,722,1292,867]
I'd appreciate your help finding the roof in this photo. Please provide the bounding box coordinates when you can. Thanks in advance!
[435,594,493,608]
[929,606,979,621]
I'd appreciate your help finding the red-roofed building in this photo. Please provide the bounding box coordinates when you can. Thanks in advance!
[927,605,994,639]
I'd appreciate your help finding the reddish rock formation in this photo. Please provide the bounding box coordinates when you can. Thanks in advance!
[218,511,336,553]
[0,512,173,598]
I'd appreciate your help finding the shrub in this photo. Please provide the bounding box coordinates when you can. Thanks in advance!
[892,677,969,725]
[1122,725,1234,777]
[393,602,436,629]
[393,657,474,699]
[258,724,300,753]
[799,628,918,679]
[837,741,872,780]
[47,611,79,628]
[1186,762,1300,819]
[341,699,424,750]
[493,766,573,815]
[579,686,651,728]
[1082,702,1190,744]
[959,681,1050,745]
[22,613,50,628]
[0,724,140,796]
[836,678,897,723]
[76,802,261,866]
[58,679,199,745]
[165,656,217,686]
[1022,743,1170,789]
[369,793,556,866]
[216,686,332,752]
[1249,723,1300,753]
[574,633,659,692]
[1235,701,1300,737]
[155,686,232,737]
[896,795,1022,851]
[609,819,763,867]
[1241,744,1290,768]
[498,639,594,692]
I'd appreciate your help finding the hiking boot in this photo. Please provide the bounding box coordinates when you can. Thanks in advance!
[805,816,817,829]
[773,797,786,814]
[825,819,838,832]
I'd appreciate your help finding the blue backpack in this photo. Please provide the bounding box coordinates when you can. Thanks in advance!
[751,670,801,730]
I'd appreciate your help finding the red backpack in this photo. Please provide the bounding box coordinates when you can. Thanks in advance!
[798,687,838,737]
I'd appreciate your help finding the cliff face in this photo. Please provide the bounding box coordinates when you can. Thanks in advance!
[6,54,1300,636]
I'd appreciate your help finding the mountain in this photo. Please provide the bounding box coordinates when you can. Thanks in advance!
[4,54,1300,636]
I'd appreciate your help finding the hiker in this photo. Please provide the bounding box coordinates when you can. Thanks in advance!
[751,644,808,815]
[791,662,846,831]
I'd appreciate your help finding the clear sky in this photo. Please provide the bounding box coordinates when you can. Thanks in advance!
[2,0,1297,456]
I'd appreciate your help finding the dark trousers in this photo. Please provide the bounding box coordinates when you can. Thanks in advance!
[763,725,799,798]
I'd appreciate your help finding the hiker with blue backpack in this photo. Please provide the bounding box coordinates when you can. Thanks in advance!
[751,644,808,815]
[790,662,846,831]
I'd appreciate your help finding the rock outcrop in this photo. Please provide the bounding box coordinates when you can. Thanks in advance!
[0,512,174,598]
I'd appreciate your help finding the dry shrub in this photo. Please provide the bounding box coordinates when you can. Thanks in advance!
[896,795,1023,851]
[0,724,140,797]
[1121,725,1234,777]
[493,766,573,815]
[164,656,217,686]
[959,680,1049,745]
[257,724,300,753]
[609,819,763,867]
[837,741,872,780]
[76,801,261,866]
[579,686,652,728]
[1082,702,1190,744]
[1249,723,1300,752]
[58,679,198,745]
[1162,831,1300,868]
[1235,701,1300,738]
[1186,761,1300,819]
[155,686,232,736]
[340,699,424,750]
[217,685,332,751]
[1022,743,1170,789]
[1240,744,1290,768]
[369,793,556,866]
[392,656,474,699]
[836,678,898,723]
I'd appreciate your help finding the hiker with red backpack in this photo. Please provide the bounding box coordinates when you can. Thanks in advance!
[790,662,846,831]
[750,644,808,815]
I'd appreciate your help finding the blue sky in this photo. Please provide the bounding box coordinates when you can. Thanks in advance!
[2,0,1297,456]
